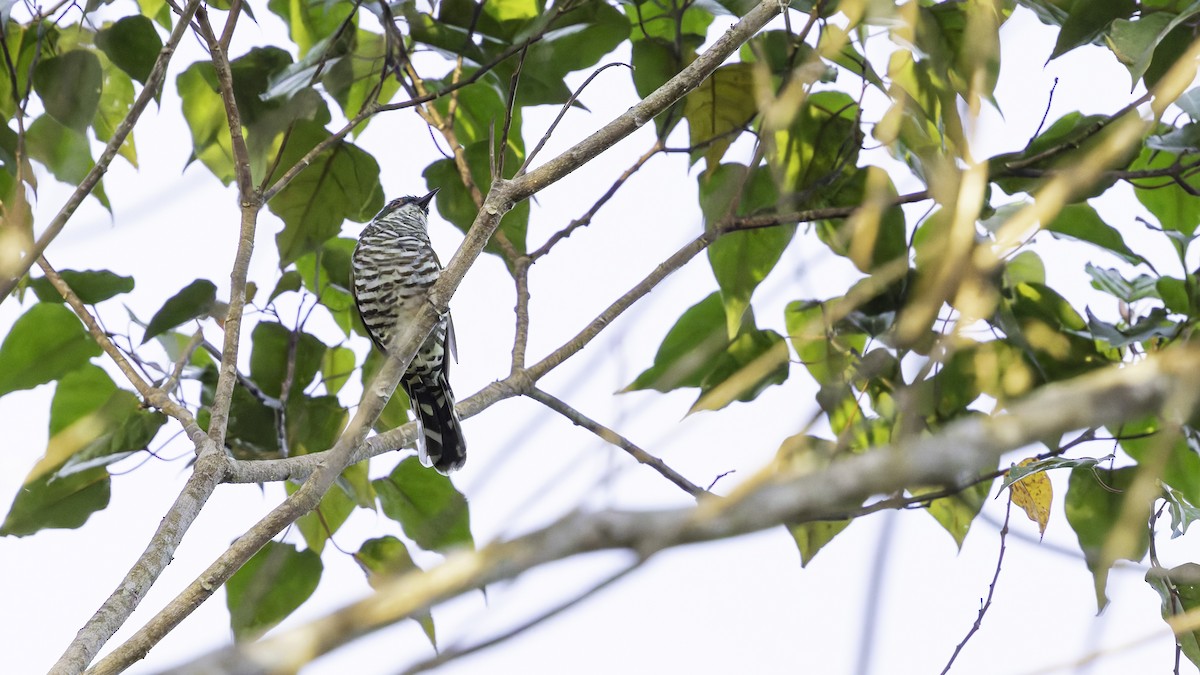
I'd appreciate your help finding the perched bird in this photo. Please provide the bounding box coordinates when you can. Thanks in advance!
[351,189,466,473]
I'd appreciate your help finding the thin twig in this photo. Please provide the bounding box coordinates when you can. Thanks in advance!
[161,329,205,398]
[35,259,200,434]
[398,563,643,675]
[529,139,664,260]
[517,61,633,177]
[940,495,1013,674]
[528,387,708,499]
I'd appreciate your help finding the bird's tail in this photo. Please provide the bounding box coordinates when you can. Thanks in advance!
[406,374,466,473]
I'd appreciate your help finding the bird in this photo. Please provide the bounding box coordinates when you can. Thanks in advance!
[350,188,466,473]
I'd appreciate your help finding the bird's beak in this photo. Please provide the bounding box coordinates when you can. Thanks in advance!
[417,189,439,211]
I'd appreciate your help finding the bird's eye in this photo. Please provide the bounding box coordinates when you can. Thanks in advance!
[378,198,411,219]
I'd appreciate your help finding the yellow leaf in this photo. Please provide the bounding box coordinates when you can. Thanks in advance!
[1008,457,1052,538]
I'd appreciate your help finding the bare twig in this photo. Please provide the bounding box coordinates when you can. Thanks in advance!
[529,140,664,260]
[0,0,203,300]
[517,61,633,177]
[528,387,708,498]
[940,495,1013,674]
[510,256,531,369]
[398,563,642,675]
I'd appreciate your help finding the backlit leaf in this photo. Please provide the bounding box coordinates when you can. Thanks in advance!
[374,457,472,553]
[226,541,322,641]
[141,279,217,344]
[0,303,100,397]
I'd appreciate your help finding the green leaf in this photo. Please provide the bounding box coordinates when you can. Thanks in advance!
[0,467,110,537]
[1051,0,1135,60]
[1157,276,1193,315]
[269,270,303,302]
[1130,146,1200,235]
[29,270,134,304]
[267,0,355,57]
[1065,465,1150,610]
[625,1,713,41]
[177,60,235,184]
[1163,485,1200,537]
[95,15,162,84]
[270,121,383,265]
[815,166,907,273]
[998,455,1105,492]
[783,300,867,386]
[321,345,355,395]
[1084,264,1159,303]
[701,164,788,335]
[141,279,217,344]
[691,328,790,413]
[92,60,138,167]
[630,37,695,136]
[285,394,347,456]
[356,536,437,647]
[25,115,110,209]
[34,50,103,130]
[1044,203,1145,265]
[990,113,1134,200]
[179,48,331,186]
[766,90,860,198]
[0,24,47,121]
[290,481,355,555]
[374,457,473,553]
[919,479,993,549]
[248,322,327,398]
[0,303,100,397]
[1086,307,1175,349]
[1146,562,1200,669]
[226,541,322,641]
[1120,418,1200,508]
[503,2,629,107]
[424,140,528,261]
[788,519,851,567]
[24,364,166,483]
[684,63,756,171]
[323,29,399,123]
[625,292,728,393]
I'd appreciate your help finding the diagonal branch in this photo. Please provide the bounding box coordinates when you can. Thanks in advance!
[91,6,787,671]
[528,387,708,498]
[0,0,203,300]
[228,168,922,484]
[35,259,202,437]
[170,348,1200,673]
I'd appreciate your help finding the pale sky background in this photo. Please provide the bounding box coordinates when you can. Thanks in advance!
[0,4,1196,674]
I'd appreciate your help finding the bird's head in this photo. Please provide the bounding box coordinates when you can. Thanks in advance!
[375,189,439,223]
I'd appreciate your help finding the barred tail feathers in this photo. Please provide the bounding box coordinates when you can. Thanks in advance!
[406,374,466,474]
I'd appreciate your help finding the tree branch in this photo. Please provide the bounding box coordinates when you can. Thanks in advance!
[169,349,1200,673]
[0,0,203,300]
[34,259,202,437]
[90,7,787,669]
[527,387,708,499]
[192,8,263,452]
